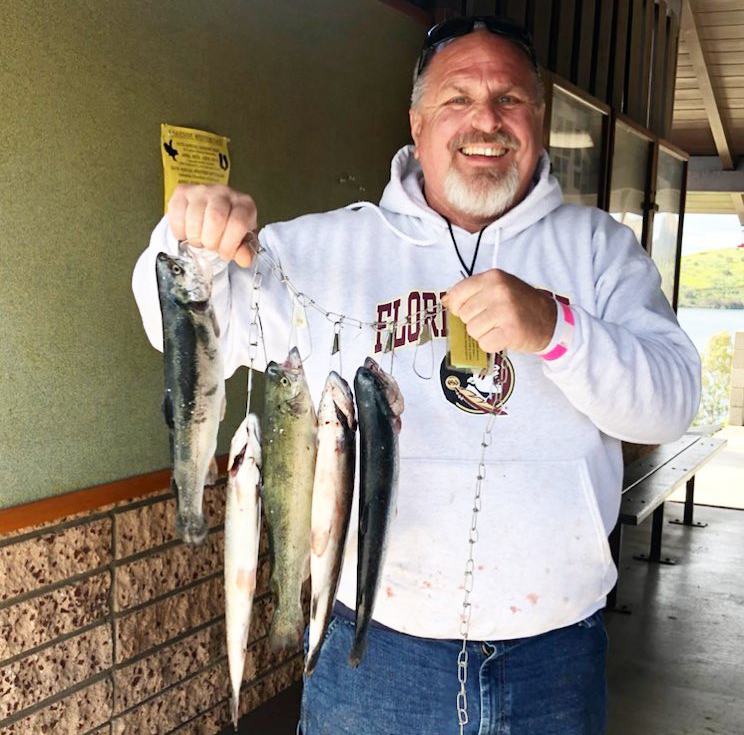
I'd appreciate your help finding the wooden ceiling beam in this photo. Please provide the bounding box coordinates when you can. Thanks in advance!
[731,193,744,226]
[680,0,737,168]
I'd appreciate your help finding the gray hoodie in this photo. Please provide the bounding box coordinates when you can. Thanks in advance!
[133,145,700,640]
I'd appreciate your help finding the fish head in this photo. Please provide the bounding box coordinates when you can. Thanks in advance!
[265,348,315,419]
[360,357,405,419]
[319,371,356,431]
[228,413,262,477]
[156,249,213,307]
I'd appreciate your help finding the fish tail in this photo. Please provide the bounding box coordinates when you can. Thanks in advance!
[304,646,320,676]
[230,694,239,731]
[348,633,368,669]
[176,510,208,545]
[268,605,304,653]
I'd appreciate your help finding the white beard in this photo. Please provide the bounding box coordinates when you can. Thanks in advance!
[443,160,520,219]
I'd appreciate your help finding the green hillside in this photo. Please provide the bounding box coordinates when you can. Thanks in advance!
[679,247,744,308]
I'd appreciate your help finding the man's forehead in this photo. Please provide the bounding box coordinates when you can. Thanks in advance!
[428,31,533,77]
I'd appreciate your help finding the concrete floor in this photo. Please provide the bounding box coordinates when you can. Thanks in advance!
[234,502,744,735]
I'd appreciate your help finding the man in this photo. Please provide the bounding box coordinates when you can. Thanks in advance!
[133,16,700,735]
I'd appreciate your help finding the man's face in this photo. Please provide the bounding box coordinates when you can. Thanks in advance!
[409,31,545,229]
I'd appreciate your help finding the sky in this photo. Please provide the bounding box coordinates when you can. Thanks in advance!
[682,214,743,256]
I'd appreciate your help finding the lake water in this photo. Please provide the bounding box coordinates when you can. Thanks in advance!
[677,307,744,354]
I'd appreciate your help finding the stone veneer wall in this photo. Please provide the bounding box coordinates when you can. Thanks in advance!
[0,481,303,734]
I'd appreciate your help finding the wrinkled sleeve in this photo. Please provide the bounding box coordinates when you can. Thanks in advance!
[540,224,701,444]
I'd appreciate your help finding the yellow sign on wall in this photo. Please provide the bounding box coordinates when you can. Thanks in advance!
[160,124,230,212]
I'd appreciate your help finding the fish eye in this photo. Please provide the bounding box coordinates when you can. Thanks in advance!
[280,376,290,386]
[172,264,182,275]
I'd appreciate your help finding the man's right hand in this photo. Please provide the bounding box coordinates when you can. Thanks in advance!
[167,184,257,267]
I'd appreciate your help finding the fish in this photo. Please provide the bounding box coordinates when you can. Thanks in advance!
[305,371,356,675]
[349,357,404,667]
[224,414,262,730]
[155,248,225,545]
[261,347,317,652]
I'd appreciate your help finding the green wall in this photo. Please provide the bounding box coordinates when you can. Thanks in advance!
[0,0,422,509]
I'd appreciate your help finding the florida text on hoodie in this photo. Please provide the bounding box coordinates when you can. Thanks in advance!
[133,146,701,641]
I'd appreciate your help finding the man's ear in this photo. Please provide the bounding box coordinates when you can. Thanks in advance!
[409,109,421,157]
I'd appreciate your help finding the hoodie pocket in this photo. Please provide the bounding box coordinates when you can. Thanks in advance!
[377,456,616,639]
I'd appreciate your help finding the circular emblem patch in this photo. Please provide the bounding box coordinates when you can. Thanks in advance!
[439,352,515,415]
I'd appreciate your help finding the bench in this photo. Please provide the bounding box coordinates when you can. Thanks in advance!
[606,433,727,611]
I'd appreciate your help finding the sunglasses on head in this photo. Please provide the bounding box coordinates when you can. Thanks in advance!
[415,16,538,79]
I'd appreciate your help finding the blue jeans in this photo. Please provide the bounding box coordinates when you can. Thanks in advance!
[300,609,607,735]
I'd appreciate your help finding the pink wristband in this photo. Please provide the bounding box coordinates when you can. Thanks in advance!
[541,302,575,362]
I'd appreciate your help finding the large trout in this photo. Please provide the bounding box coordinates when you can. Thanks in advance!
[305,371,356,675]
[261,347,317,652]
[156,249,225,545]
[224,414,262,730]
[350,357,404,667]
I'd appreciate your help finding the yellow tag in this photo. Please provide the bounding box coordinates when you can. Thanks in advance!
[447,314,488,370]
[161,124,230,213]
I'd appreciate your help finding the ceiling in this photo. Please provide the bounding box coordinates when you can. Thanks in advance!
[670,0,744,221]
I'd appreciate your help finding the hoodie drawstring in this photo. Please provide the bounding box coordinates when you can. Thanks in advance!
[345,201,438,246]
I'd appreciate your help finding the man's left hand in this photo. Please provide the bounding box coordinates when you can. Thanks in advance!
[442,269,557,354]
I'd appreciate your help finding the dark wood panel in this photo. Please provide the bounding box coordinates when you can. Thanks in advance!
[465,0,499,14]
[592,0,615,100]
[553,0,578,81]
[611,0,631,112]
[663,9,680,137]
[498,0,528,24]
[651,0,669,134]
[627,0,654,125]
[575,0,596,90]
[529,0,554,68]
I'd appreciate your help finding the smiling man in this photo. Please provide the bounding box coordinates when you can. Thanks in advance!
[133,16,700,735]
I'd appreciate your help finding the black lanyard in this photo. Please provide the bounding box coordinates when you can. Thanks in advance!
[444,218,486,278]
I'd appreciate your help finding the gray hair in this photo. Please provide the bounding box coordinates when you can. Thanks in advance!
[409,41,545,111]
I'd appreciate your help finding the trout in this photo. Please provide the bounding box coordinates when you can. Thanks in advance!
[305,371,356,675]
[349,357,404,667]
[156,248,225,545]
[224,414,262,730]
[261,347,317,652]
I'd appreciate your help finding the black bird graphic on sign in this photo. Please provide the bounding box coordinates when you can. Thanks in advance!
[163,139,179,160]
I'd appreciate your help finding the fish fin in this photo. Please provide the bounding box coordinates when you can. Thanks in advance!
[268,609,305,653]
[348,635,367,668]
[206,455,219,485]
[210,307,221,338]
[162,391,175,430]
[302,551,310,583]
[230,694,239,730]
[170,477,179,504]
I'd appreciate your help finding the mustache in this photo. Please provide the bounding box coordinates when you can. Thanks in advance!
[449,131,518,152]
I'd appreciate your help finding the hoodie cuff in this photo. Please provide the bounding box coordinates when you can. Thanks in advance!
[536,300,575,361]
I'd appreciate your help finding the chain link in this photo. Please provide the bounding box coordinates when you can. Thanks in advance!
[251,244,443,336]
[244,266,263,417]
[456,370,501,734]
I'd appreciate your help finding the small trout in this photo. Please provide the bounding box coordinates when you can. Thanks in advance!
[305,372,356,675]
[156,248,225,545]
[224,414,262,730]
[261,347,317,652]
[349,357,404,668]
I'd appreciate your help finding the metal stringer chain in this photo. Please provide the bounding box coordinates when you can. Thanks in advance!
[244,266,263,417]
[456,386,500,734]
